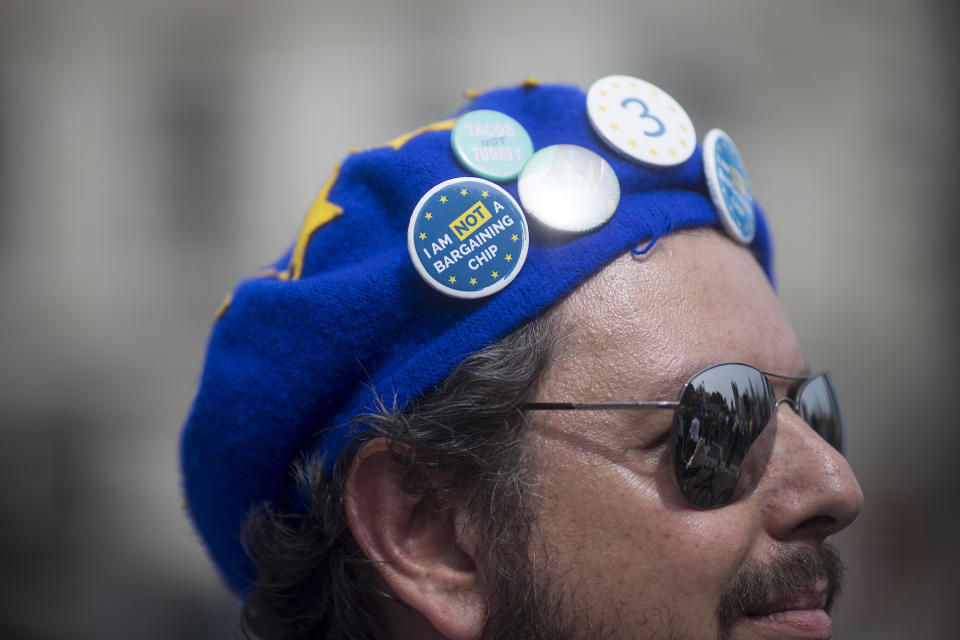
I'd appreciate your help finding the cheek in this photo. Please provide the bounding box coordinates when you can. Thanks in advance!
[530,441,758,632]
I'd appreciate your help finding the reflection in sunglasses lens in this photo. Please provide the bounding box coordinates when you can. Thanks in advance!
[798,374,845,455]
[673,364,774,508]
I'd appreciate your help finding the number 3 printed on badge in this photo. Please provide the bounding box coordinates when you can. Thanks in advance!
[620,98,665,138]
[587,74,696,166]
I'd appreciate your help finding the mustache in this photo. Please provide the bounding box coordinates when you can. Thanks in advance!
[716,544,845,636]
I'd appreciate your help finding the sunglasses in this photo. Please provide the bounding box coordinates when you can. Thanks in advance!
[521,362,845,509]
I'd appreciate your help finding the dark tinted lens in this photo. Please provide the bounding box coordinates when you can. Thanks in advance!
[797,373,845,455]
[673,364,775,508]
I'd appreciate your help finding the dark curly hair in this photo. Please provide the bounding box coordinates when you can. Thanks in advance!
[240,310,562,639]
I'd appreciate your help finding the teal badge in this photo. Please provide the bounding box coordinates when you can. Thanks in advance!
[408,177,529,299]
[703,128,755,244]
[451,110,534,181]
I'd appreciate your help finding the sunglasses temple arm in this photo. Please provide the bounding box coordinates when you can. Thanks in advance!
[520,401,681,411]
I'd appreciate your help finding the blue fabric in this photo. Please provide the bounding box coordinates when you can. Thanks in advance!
[180,82,775,595]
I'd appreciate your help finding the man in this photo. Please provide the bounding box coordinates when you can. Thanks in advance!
[181,77,862,639]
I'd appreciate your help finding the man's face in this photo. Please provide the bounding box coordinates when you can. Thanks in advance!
[521,229,863,639]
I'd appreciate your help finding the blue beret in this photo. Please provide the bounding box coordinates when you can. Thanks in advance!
[181,80,775,594]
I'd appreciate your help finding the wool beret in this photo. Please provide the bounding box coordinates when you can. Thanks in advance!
[181,79,774,594]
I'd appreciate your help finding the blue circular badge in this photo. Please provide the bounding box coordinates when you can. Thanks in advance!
[703,128,755,244]
[451,110,534,181]
[408,177,529,299]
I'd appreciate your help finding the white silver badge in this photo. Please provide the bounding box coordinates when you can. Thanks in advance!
[518,144,620,233]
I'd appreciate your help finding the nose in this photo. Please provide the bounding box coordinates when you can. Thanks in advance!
[752,405,864,542]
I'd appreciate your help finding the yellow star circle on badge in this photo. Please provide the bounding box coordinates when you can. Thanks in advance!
[491,271,499,279]
[418,232,426,240]
[511,234,518,242]
[439,196,448,203]
[586,75,696,168]
[481,190,489,198]
[449,276,456,284]
[460,188,468,196]
[504,254,512,262]
[425,212,433,220]
[469,277,477,285]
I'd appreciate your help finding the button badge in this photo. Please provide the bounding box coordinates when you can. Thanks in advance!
[703,128,755,244]
[451,110,534,181]
[586,74,696,167]
[408,177,529,299]
[518,144,620,233]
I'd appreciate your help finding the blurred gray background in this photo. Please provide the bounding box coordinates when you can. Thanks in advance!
[0,0,956,638]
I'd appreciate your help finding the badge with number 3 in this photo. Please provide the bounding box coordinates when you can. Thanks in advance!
[586,75,696,167]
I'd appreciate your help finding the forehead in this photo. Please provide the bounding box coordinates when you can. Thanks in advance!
[543,229,804,401]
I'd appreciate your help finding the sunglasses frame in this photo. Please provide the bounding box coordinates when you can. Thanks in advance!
[520,362,845,508]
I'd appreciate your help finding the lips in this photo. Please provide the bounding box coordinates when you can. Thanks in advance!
[718,545,845,639]
[742,582,832,639]
[745,582,828,617]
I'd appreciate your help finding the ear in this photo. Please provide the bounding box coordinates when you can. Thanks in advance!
[344,438,486,640]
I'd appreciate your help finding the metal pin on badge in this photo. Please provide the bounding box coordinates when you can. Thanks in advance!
[703,128,756,244]
[518,145,620,233]
[586,74,696,167]
[451,110,534,181]
[407,177,529,299]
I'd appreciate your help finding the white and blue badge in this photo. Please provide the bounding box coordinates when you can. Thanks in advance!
[703,128,755,244]
[518,144,620,233]
[586,74,696,167]
[451,110,534,181]
[408,177,529,299]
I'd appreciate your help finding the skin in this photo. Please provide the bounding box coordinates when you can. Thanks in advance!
[524,229,863,638]
[346,229,863,640]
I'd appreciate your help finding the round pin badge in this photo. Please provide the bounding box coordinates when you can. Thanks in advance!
[451,110,534,181]
[518,144,620,233]
[703,128,755,244]
[408,177,529,299]
[586,74,696,167]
